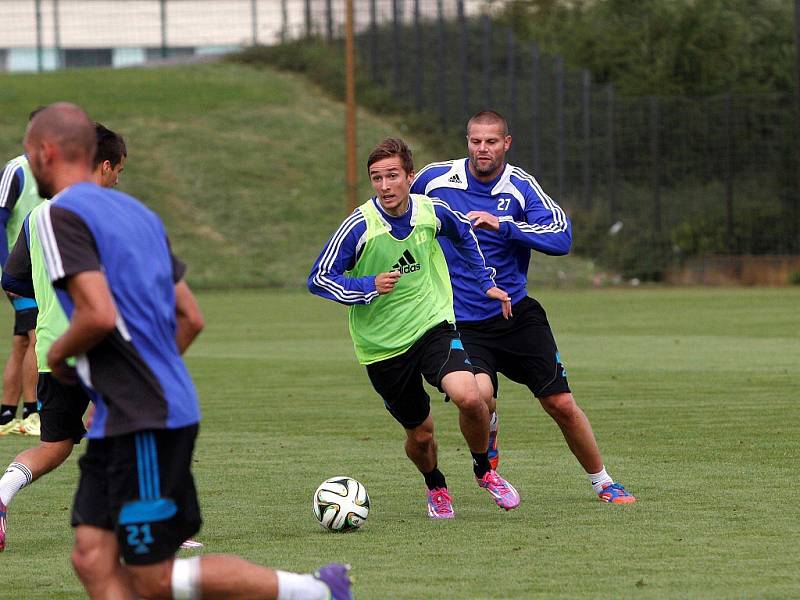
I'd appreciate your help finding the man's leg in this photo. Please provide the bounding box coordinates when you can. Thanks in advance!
[440,370,488,454]
[474,373,499,469]
[20,330,39,433]
[539,391,635,503]
[0,335,27,434]
[442,370,520,510]
[539,392,603,473]
[402,415,454,519]
[1,440,74,503]
[125,554,351,600]
[72,525,136,600]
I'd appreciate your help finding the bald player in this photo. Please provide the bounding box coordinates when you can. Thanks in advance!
[20,103,353,600]
[0,123,127,553]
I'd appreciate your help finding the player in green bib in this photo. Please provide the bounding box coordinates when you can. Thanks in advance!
[0,123,126,552]
[0,109,49,436]
[309,138,521,518]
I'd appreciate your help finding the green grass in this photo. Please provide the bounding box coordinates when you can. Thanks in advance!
[0,287,798,598]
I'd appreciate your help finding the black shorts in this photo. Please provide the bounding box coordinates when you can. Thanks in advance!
[71,425,202,566]
[38,373,91,444]
[13,308,37,336]
[457,296,570,399]
[366,322,474,429]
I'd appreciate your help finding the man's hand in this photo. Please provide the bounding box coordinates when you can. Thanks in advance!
[47,343,78,384]
[375,271,401,294]
[485,286,512,319]
[467,211,500,232]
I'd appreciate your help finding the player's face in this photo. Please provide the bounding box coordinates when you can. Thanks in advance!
[369,156,414,216]
[100,155,126,188]
[467,122,512,181]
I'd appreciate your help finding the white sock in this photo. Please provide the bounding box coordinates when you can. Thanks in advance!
[276,571,330,600]
[0,462,33,506]
[489,411,498,432]
[588,467,613,494]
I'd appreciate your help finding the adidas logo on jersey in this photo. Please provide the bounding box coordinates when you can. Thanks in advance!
[448,174,462,184]
[392,249,420,274]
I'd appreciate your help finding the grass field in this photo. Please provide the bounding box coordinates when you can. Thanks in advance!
[0,287,797,598]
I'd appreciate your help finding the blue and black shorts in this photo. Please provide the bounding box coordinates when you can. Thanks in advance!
[71,424,202,565]
[366,321,474,429]
[7,295,37,336]
[457,296,571,399]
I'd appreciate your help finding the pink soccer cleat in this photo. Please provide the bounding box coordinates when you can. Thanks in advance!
[477,470,520,511]
[427,487,455,519]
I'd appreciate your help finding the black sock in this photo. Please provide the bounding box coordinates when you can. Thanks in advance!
[0,405,17,425]
[472,451,491,478]
[422,467,447,491]
[22,402,38,419]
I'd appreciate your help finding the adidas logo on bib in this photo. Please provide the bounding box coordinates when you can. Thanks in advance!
[392,249,421,274]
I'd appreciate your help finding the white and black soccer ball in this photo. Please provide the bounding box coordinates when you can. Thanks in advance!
[312,476,370,532]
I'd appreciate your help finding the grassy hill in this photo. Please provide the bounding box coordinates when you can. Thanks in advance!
[0,62,449,287]
[0,61,594,288]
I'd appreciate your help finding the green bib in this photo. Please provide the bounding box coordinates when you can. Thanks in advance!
[28,202,70,372]
[347,195,455,364]
[6,156,45,253]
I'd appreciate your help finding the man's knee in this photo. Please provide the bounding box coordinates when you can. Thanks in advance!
[407,426,434,449]
[540,392,579,421]
[128,560,176,600]
[71,536,110,581]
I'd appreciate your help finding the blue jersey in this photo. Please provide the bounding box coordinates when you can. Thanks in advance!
[411,159,571,322]
[308,194,496,305]
[36,182,199,438]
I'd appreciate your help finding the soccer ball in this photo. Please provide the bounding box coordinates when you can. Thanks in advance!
[312,476,370,532]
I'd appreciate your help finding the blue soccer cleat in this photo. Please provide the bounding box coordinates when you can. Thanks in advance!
[315,563,354,600]
[598,482,636,504]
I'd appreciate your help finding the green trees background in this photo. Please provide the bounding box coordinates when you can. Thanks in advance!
[498,0,796,97]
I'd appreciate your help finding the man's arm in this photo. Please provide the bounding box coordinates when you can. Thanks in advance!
[432,199,496,293]
[174,279,204,354]
[469,171,572,256]
[433,199,511,317]
[0,163,23,266]
[1,218,34,298]
[47,271,116,382]
[307,210,382,305]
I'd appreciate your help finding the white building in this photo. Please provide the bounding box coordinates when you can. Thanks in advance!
[0,0,492,71]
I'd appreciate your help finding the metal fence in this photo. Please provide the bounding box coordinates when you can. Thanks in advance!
[2,0,798,276]
[357,7,799,274]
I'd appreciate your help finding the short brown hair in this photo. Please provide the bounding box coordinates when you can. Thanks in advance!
[466,110,509,136]
[367,138,414,175]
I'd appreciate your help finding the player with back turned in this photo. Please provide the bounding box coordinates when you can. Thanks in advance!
[24,102,353,600]
[0,123,126,553]
[411,110,636,504]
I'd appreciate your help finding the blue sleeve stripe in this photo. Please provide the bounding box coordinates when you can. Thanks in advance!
[510,167,568,231]
[0,160,23,208]
[310,210,377,303]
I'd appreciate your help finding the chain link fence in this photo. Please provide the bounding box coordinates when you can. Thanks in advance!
[2,0,798,278]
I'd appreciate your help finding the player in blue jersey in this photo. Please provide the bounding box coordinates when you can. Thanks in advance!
[24,103,353,600]
[0,122,127,553]
[411,110,636,504]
